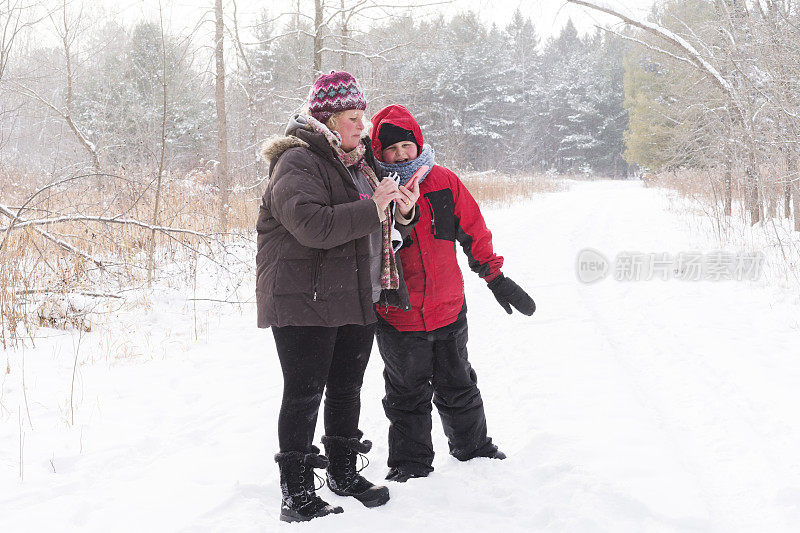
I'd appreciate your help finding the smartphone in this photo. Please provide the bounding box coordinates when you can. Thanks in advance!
[405,165,428,189]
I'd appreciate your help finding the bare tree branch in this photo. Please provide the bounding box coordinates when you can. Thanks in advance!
[566,0,734,97]
[1,214,210,239]
[0,203,103,267]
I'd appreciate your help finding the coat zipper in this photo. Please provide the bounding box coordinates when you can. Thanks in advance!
[424,196,436,237]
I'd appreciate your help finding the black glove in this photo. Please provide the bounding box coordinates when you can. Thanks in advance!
[487,274,536,316]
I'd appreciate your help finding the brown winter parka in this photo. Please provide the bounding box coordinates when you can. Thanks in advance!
[256,116,418,328]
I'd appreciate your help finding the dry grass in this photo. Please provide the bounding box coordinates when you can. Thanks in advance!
[643,166,796,219]
[0,168,260,346]
[643,168,731,204]
[0,229,35,348]
[460,171,567,207]
[643,167,800,290]
[1,166,567,345]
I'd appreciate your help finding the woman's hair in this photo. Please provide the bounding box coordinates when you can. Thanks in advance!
[298,104,343,131]
[320,109,369,137]
[325,112,343,131]
[299,105,369,140]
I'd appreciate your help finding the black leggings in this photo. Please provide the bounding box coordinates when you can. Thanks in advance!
[272,323,375,453]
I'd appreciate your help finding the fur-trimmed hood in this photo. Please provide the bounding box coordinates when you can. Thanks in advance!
[259,135,308,163]
[259,114,311,164]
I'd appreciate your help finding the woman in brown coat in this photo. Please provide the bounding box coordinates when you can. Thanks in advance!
[256,71,422,522]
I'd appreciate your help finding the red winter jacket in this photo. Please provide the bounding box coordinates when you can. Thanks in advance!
[372,105,504,331]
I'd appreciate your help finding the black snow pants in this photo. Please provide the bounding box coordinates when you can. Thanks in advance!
[375,314,494,475]
[272,323,375,453]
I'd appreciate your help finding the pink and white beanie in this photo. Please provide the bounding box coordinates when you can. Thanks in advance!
[308,71,367,123]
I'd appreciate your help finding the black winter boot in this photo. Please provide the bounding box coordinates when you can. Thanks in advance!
[274,446,344,523]
[385,467,428,483]
[321,433,390,508]
[457,442,507,461]
[476,448,506,460]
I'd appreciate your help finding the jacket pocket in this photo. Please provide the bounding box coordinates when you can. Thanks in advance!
[424,189,456,241]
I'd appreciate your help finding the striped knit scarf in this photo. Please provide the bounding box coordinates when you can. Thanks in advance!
[305,116,399,291]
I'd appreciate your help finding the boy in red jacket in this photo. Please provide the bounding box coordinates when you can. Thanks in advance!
[371,104,535,481]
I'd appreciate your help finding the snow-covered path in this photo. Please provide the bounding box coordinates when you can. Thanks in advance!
[3,180,800,532]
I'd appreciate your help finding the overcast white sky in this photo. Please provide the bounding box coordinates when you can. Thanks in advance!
[101,0,655,40]
[427,0,654,37]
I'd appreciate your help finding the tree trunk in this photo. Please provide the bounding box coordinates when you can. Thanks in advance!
[230,0,258,179]
[148,7,168,288]
[61,15,102,177]
[215,0,229,233]
[313,0,323,83]
[724,162,732,217]
[746,151,761,225]
[785,183,792,219]
[340,0,348,69]
[295,0,303,90]
[787,150,795,221]
[793,152,800,232]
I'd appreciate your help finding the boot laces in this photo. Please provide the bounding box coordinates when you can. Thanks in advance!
[313,469,326,491]
[297,464,310,503]
[356,451,369,474]
[295,464,328,511]
[341,451,370,485]
[298,462,328,491]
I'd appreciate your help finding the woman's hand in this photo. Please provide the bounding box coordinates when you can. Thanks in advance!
[397,166,427,216]
[372,178,401,212]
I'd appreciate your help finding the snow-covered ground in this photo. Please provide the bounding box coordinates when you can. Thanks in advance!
[2,180,800,532]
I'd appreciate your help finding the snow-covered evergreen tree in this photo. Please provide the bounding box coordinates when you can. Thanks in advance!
[75,21,213,170]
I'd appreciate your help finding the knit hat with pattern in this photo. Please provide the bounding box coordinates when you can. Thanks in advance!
[308,71,367,124]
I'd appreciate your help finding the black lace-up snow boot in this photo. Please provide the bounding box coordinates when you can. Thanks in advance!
[274,446,344,523]
[321,433,390,508]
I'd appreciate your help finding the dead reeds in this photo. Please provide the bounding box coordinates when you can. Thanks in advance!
[1,166,566,345]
